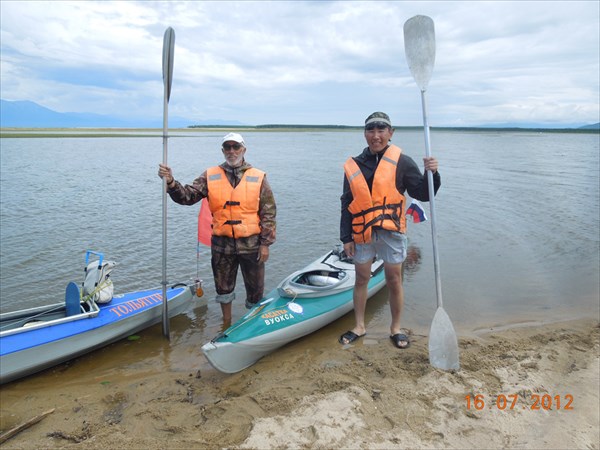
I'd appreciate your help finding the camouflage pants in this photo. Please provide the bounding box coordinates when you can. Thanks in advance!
[211,251,264,306]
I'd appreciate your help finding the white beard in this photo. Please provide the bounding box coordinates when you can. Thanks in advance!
[226,154,244,167]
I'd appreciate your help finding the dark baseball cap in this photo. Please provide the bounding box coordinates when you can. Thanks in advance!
[365,111,392,128]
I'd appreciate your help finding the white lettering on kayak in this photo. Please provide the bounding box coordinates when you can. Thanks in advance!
[264,313,295,326]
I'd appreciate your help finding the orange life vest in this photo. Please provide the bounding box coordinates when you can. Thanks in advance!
[206,166,265,238]
[343,145,406,244]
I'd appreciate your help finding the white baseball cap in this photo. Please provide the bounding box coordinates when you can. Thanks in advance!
[222,132,245,146]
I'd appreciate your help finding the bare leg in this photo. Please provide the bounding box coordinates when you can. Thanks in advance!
[220,302,232,327]
[386,262,407,347]
[340,261,372,343]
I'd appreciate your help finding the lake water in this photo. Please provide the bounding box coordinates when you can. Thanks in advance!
[1,129,598,347]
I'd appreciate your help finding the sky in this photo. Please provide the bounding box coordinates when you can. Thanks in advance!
[1,0,599,127]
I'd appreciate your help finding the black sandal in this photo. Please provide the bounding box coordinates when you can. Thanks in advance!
[339,330,365,345]
[390,333,410,349]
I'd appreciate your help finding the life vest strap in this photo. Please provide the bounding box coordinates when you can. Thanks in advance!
[352,201,403,236]
[364,213,401,229]
[351,202,403,219]
[224,220,242,225]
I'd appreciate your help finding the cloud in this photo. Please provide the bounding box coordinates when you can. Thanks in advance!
[1,0,598,126]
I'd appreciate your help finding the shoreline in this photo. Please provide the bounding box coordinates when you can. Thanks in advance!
[1,126,598,139]
[0,317,598,449]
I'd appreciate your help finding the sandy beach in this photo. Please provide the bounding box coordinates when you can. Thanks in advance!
[0,317,598,449]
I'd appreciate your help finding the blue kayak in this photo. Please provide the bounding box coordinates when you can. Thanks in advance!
[0,284,197,384]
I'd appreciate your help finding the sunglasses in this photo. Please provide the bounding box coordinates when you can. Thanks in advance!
[365,122,390,131]
[222,143,243,151]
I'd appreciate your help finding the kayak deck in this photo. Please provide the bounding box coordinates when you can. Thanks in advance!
[202,248,386,373]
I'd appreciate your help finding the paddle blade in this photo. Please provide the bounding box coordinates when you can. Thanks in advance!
[162,27,175,102]
[428,307,460,371]
[403,15,435,91]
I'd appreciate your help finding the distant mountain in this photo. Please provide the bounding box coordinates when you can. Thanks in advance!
[1,99,597,130]
[474,121,597,129]
[0,100,243,128]
[579,123,600,130]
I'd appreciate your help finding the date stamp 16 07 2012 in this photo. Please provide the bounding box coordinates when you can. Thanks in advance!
[465,394,574,411]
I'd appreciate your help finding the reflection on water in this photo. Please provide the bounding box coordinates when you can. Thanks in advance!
[403,245,422,281]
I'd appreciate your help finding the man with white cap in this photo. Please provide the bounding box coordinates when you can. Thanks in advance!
[158,132,276,325]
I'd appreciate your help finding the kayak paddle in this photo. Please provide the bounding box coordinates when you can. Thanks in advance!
[161,26,175,339]
[403,15,459,370]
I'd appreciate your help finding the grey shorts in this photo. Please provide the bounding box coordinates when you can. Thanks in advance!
[354,229,408,265]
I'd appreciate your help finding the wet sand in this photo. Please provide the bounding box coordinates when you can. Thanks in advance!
[0,317,598,449]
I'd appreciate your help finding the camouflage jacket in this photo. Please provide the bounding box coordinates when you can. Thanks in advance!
[167,160,276,254]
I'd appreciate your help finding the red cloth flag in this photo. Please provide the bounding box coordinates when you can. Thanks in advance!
[197,197,212,247]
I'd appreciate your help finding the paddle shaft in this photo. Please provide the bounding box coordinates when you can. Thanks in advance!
[161,27,175,339]
[420,89,443,309]
[161,83,169,338]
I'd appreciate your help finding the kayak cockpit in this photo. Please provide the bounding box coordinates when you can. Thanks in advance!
[275,247,382,299]
[0,301,100,336]
[278,268,353,298]
[291,269,349,288]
